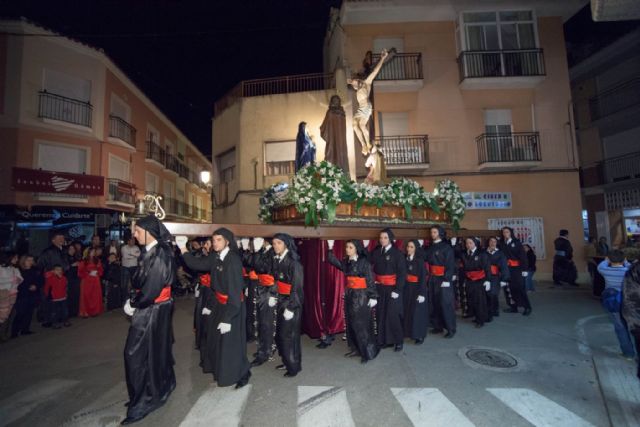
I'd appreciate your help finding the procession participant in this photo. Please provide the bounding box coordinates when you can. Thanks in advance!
[181,228,251,388]
[250,237,278,367]
[553,229,577,287]
[461,238,491,328]
[424,226,457,338]
[189,238,213,353]
[369,228,406,351]
[272,233,304,377]
[121,215,176,425]
[403,240,428,344]
[485,236,510,320]
[499,227,532,316]
[240,238,257,342]
[327,239,379,363]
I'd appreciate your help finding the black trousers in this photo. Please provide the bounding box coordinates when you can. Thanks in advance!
[275,303,301,375]
[466,280,488,325]
[429,278,456,333]
[508,267,531,309]
[12,297,36,335]
[255,285,277,362]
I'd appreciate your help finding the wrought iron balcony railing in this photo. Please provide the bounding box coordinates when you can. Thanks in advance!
[106,178,135,205]
[376,135,429,165]
[145,141,165,164]
[38,91,92,127]
[589,77,640,121]
[604,151,640,184]
[476,132,541,164]
[458,49,545,80]
[371,52,423,80]
[109,115,136,147]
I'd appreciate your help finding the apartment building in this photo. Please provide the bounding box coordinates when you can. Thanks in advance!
[0,19,212,253]
[212,0,586,278]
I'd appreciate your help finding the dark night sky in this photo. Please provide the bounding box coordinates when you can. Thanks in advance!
[0,0,341,157]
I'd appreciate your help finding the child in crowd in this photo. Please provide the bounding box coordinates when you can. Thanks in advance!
[44,265,70,329]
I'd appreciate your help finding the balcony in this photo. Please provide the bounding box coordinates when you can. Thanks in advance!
[604,152,640,184]
[376,135,429,175]
[38,91,92,128]
[106,178,135,208]
[161,196,210,222]
[477,132,541,171]
[108,115,137,149]
[589,77,640,123]
[458,49,545,89]
[372,52,424,92]
[145,141,165,167]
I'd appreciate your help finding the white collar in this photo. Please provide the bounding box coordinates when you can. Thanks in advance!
[264,244,272,251]
[219,246,230,261]
[278,249,289,261]
[488,247,499,254]
[407,254,414,261]
[384,244,392,251]
[433,239,442,244]
[468,247,476,255]
[145,240,158,252]
[349,254,358,261]
[506,238,512,244]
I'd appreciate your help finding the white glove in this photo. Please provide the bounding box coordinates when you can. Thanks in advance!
[253,237,264,252]
[175,235,188,250]
[268,296,277,307]
[363,240,370,247]
[452,275,457,281]
[500,281,508,288]
[327,239,335,250]
[123,299,135,316]
[484,281,491,291]
[417,295,425,303]
[90,270,98,277]
[283,309,294,320]
[217,322,231,334]
[195,288,200,298]
[418,239,424,246]
[244,288,249,297]
[450,237,457,246]
[236,239,242,250]
[241,238,250,250]
[391,291,399,299]
[522,271,529,277]
[202,307,212,316]
[441,281,451,288]
[368,299,377,308]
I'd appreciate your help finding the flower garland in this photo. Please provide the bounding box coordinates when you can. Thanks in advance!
[258,182,289,224]
[434,179,466,229]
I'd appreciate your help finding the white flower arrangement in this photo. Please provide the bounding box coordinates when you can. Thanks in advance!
[434,179,466,229]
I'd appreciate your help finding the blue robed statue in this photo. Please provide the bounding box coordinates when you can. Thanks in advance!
[295,121,316,172]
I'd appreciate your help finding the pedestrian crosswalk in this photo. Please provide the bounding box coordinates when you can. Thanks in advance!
[0,379,610,427]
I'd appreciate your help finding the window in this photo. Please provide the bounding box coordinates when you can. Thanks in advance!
[483,109,513,162]
[461,11,536,51]
[37,142,87,173]
[41,69,92,126]
[108,154,130,182]
[264,141,295,176]
[217,148,236,182]
[379,112,409,136]
[145,172,159,194]
[163,180,174,199]
[44,69,91,102]
[147,125,159,144]
[110,94,131,122]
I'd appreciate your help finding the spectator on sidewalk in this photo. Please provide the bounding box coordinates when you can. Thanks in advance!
[597,237,610,256]
[43,265,70,329]
[104,253,123,310]
[622,259,640,379]
[66,245,81,318]
[585,237,598,281]
[120,237,140,297]
[78,249,104,318]
[0,251,22,341]
[598,250,634,359]
[523,244,537,292]
[37,231,70,327]
[11,255,42,337]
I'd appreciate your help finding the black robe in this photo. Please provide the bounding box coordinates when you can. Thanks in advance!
[498,238,531,310]
[124,242,176,421]
[461,249,491,326]
[184,249,250,386]
[424,241,457,333]
[327,251,378,360]
[241,249,257,341]
[251,246,278,363]
[486,248,510,317]
[370,245,406,346]
[403,255,428,340]
[273,252,304,375]
[553,237,577,285]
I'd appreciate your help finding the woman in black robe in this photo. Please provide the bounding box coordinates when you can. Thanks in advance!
[272,233,304,377]
[403,239,428,344]
[121,215,176,425]
[498,227,531,316]
[461,237,491,328]
[369,228,406,351]
[250,238,278,367]
[553,229,577,286]
[485,236,510,320]
[327,239,378,363]
[182,228,251,388]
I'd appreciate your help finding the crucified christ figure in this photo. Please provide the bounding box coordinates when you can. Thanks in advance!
[347,48,393,156]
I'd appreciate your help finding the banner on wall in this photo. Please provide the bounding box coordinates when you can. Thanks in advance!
[463,192,512,209]
[488,217,546,260]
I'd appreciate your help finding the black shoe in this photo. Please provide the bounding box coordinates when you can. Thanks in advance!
[42,322,52,328]
[235,370,251,389]
[344,351,358,358]
[250,358,266,367]
[52,324,61,329]
[493,312,500,317]
[284,371,298,377]
[444,331,456,338]
[121,415,146,425]
[275,364,286,370]
[430,328,444,334]
[360,358,368,364]
[503,307,518,313]
[475,323,483,328]
[22,330,34,335]
[486,317,493,323]
[462,314,473,319]
[415,338,424,345]
[247,337,256,343]
[63,322,71,327]
[394,344,403,352]
[316,341,331,349]
[523,308,532,316]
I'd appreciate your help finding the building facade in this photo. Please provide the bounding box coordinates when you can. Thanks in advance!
[0,19,212,254]
[212,0,586,278]
[572,28,640,247]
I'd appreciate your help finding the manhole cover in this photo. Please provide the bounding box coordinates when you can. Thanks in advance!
[465,348,518,369]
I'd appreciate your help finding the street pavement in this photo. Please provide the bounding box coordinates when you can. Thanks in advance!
[1,282,638,427]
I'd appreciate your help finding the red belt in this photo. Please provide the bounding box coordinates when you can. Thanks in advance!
[375,274,397,286]
[406,274,419,283]
[249,270,259,280]
[465,270,486,281]
[215,290,244,304]
[242,267,248,278]
[490,265,499,275]
[277,281,292,295]
[200,274,211,287]
[346,276,367,289]
[258,274,275,286]
[507,259,520,267]
[429,265,445,277]
[154,286,172,303]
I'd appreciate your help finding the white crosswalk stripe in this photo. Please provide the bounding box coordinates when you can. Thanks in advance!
[61,382,128,427]
[487,388,596,427]
[391,387,475,427]
[179,384,252,427]
[297,386,356,427]
[0,379,79,426]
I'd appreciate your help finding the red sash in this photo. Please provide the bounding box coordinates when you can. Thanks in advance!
[346,276,367,289]
[258,274,275,286]
[277,281,292,295]
[199,274,211,287]
[429,265,445,277]
[507,259,520,267]
[242,267,248,278]
[375,274,397,286]
[249,270,259,280]
[215,290,229,305]
[406,274,419,283]
[465,270,486,281]
[154,286,172,303]
[490,265,499,275]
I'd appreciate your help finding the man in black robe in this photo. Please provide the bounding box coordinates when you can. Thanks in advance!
[424,226,457,338]
[553,229,577,287]
[369,228,406,351]
[240,238,257,342]
[461,237,491,328]
[498,227,531,316]
[485,236,510,320]
[403,239,428,344]
[181,228,251,388]
[272,233,304,377]
[250,237,278,367]
[121,215,176,425]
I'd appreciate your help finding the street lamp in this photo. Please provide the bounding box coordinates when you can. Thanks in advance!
[200,170,211,186]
